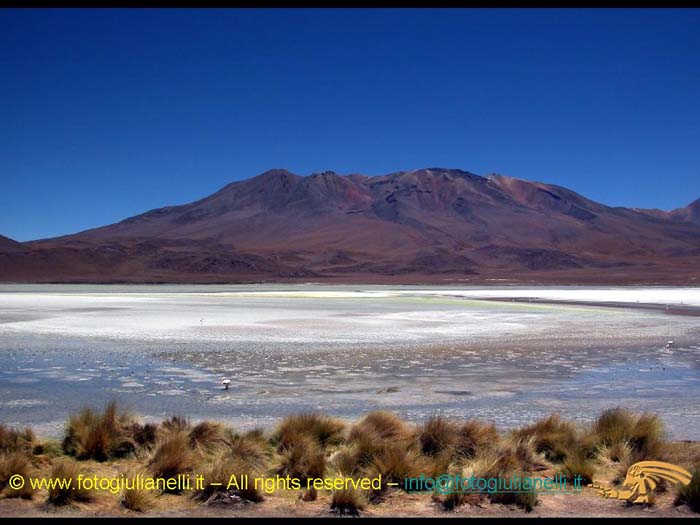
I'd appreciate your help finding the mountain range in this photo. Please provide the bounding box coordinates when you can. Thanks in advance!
[2,168,700,284]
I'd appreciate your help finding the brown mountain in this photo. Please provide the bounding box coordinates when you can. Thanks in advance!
[2,168,700,284]
[670,198,700,224]
[0,235,22,252]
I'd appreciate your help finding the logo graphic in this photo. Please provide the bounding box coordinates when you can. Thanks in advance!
[590,461,692,504]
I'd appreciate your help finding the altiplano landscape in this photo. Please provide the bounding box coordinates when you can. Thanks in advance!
[1,168,700,284]
[4,6,700,518]
[2,171,700,517]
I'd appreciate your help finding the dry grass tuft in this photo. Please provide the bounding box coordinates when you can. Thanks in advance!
[226,431,271,472]
[513,414,579,463]
[437,452,538,512]
[351,411,413,443]
[62,401,135,461]
[457,420,500,459]
[436,464,483,511]
[674,468,700,513]
[479,453,538,511]
[502,435,549,473]
[0,407,680,514]
[596,440,633,467]
[330,485,366,516]
[161,415,191,434]
[0,425,35,455]
[194,451,264,503]
[629,413,666,459]
[131,422,158,450]
[417,416,460,458]
[31,440,63,458]
[275,434,325,483]
[47,459,93,506]
[272,413,345,449]
[328,444,362,477]
[365,442,427,495]
[336,412,428,497]
[121,470,155,512]
[0,452,36,499]
[149,431,195,489]
[560,450,596,484]
[188,421,229,452]
[593,408,666,461]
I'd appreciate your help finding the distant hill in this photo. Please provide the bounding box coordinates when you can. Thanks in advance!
[0,235,22,252]
[2,168,700,284]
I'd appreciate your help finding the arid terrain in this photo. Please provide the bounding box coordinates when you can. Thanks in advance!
[2,168,700,284]
[0,406,698,518]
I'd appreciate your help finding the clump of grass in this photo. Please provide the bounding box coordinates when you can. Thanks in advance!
[0,452,36,499]
[436,452,538,512]
[149,431,195,489]
[188,421,228,452]
[330,485,366,516]
[513,414,579,463]
[121,471,155,512]
[131,422,158,450]
[334,412,426,497]
[457,420,500,459]
[481,453,539,512]
[272,413,345,449]
[593,408,636,446]
[226,431,270,472]
[243,427,266,442]
[629,413,666,459]
[417,416,460,458]
[505,435,549,473]
[593,408,666,460]
[47,459,93,506]
[560,450,596,485]
[674,468,700,513]
[194,451,264,503]
[329,444,362,477]
[192,451,232,502]
[436,464,483,511]
[597,440,633,466]
[161,415,191,434]
[351,411,413,443]
[275,434,325,483]
[31,440,63,458]
[365,442,427,495]
[0,425,35,454]
[62,401,135,461]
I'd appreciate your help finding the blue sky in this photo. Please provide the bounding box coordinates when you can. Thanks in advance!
[2,8,699,241]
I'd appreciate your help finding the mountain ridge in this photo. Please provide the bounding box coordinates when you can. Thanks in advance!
[2,168,700,284]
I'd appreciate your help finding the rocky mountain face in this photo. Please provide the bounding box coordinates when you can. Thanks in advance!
[0,235,22,252]
[2,168,700,284]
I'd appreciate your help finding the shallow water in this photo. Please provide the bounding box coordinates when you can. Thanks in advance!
[0,285,698,438]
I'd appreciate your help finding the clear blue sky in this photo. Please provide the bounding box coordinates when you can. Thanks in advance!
[2,8,699,241]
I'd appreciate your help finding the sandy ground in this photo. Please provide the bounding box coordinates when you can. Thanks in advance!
[0,477,695,518]
[2,442,699,518]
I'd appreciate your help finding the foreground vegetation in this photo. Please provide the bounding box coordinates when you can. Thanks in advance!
[0,404,698,517]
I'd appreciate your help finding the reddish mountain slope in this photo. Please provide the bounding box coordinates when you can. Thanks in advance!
[0,235,22,252]
[2,168,700,284]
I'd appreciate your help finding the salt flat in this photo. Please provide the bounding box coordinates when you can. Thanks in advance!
[0,285,698,439]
